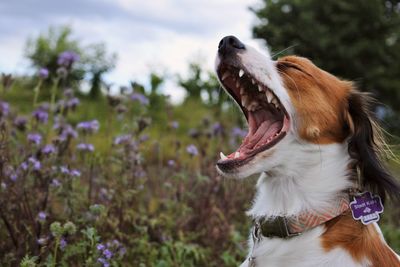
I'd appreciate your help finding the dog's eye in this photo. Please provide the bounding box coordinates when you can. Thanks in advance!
[277,61,304,73]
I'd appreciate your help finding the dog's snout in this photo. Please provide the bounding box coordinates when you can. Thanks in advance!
[218,35,245,55]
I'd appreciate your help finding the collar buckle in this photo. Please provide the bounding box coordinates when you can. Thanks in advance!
[279,216,301,238]
[255,216,301,239]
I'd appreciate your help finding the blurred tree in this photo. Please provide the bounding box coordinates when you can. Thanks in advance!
[26,25,116,98]
[148,72,166,109]
[252,0,400,114]
[26,26,84,88]
[178,62,222,106]
[85,43,117,98]
[129,73,168,123]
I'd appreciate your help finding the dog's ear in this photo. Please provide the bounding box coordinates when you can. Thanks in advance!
[347,90,400,204]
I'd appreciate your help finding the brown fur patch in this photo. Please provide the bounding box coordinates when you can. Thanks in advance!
[277,56,351,144]
[321,212,400,266]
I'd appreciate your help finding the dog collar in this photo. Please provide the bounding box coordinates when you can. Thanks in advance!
[253,194,350,239]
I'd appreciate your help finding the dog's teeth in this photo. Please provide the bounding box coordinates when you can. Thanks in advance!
[239,69,244,77]
[240,87,245,95]
[220,152,228,160]
[221,72,230,81]
[249,101,258,111]
[251,79,256,84]
[258,85,263,92]
[242,95,249,107]
[271,98,278,107]
[234,152,240,159]
[266,90,273,103]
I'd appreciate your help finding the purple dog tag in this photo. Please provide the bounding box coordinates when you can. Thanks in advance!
[350,192,384,225]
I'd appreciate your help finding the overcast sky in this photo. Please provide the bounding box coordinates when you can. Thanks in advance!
[0,0,268,101]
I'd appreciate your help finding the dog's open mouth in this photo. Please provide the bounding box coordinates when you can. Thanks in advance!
[217,66,290,168]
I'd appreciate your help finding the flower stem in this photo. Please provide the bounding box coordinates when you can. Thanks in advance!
[33,80,43,107]
[50,77,60,114]
[53,237,60,267]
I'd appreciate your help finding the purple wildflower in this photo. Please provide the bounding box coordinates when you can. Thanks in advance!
[42,144,56,155]
[28,157,41,170]
[0,101,9,117]
[27,133,42,145]
[114,134,131,145]
[170,121,179,129]
[20,162,28,171]
[97,258,109,267]
[119,246,127,256]
[57,51,80,67]
[32,109,49,124]
[134,169,146,178]
[60,166,70,174]
[58,125,78,141]
[76,143,95,152]
[60,238,67,250]
[97,243,105,251]
[103,249,113,259]
[167,159,176,167]
[64,88,74,98]
[139,134,149,142]
[130,93,149,105]
[38,68,49,79]
[10,173,17,182]
[70,169,81,177]
[67,97,80,109]
[51,179,61,187]
[231,127,248,138]
[14,116,28,131]
[37,211,47,222]
[212,122,223,136]
[186,144,199,156]
[76,120,99,133]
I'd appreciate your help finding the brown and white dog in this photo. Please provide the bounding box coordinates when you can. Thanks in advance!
[215,36,400,267]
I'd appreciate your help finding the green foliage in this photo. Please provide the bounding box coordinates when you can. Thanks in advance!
[26,25,116,98]
[0,71,249,266]
[86,43,117,98]
[381,224,400,253]
[25,25,84,87]
[252,0,400,130]
[20,255,39,267]
[178,62,223,106]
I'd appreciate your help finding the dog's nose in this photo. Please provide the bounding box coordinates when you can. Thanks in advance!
[218,35,245,55]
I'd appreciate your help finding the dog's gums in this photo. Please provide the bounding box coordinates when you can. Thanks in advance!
[216,66,290,166]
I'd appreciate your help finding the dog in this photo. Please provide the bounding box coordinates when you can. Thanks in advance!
[215,36,400,267]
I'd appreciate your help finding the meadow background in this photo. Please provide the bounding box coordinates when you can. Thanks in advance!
[1,1,400,266]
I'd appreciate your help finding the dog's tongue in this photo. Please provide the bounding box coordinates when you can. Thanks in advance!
[226,109,282,158]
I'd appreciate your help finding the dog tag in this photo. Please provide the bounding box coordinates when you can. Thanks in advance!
[350,192,383,225]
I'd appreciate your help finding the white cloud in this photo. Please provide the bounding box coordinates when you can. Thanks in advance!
[0,0,264,101]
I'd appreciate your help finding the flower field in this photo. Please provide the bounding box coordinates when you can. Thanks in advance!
[0,57,399,267]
